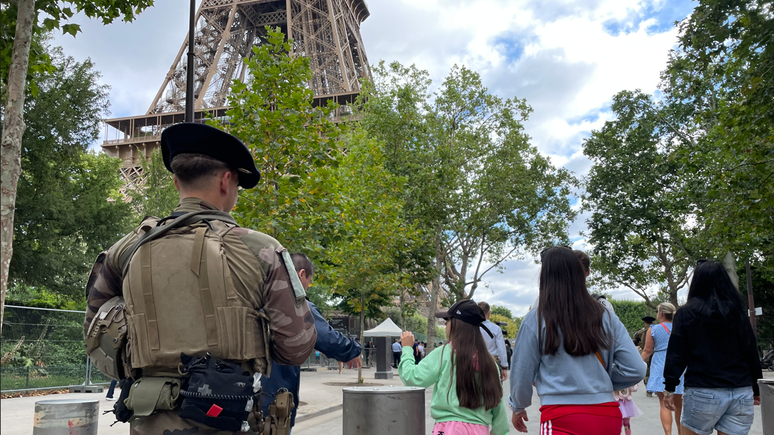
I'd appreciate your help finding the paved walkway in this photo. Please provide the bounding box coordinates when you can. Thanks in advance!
[2,366,771,434]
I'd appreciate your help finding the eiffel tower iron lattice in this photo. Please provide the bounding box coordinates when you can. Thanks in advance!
[101,0,371,180]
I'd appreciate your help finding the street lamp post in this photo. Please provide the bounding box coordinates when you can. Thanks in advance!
[185,0,196,123]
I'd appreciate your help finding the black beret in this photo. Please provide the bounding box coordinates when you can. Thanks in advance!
[161,123,260,189]
[642,316,656,323]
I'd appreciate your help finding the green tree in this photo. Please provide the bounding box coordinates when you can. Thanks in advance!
[405,314,428,335]
[489,313,519,339]
[128,148,179,222]
[7,49,132,304]
[219,27,343,254]
[326,128,422,383]
[738,266,774,351]
[360,62,576,345]
[1,0,153,333]
[662,0,774,277]
[490,304,514,320]
[583,90,701,308]
[607,298,657,337]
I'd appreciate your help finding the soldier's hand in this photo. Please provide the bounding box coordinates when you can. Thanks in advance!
[400,331,414,348]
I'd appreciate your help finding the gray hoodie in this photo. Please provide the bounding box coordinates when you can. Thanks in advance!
[508,308,646,413]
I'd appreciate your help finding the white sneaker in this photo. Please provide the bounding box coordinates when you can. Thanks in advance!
[106,397,117,401]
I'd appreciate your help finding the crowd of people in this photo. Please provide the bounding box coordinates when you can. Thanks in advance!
[84,124,763,435]
[397,247,763,435]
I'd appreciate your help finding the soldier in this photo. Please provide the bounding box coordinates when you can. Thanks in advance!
[633,316,656,397]
[84,123,317,434]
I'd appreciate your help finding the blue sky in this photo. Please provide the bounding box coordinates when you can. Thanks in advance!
[53,0,696,316]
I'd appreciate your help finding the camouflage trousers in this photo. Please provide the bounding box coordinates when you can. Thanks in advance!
[130,412,258,435]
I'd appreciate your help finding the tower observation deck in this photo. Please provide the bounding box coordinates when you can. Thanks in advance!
[101,0,371,182]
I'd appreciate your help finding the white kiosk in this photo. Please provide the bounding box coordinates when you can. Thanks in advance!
[363,318,402,379]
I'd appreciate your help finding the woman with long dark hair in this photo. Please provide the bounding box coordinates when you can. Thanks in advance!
[509,246,645,434]
[663,260,762,435]
[398,299,508,435]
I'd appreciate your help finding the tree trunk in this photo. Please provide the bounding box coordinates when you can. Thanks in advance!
[1,0,36,336]
[426,234,443,349]
[399,289,406,329]
[358,291,365,384]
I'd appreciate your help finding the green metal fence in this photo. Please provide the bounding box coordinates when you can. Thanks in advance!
[1,305,108,392]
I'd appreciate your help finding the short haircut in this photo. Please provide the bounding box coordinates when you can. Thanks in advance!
[573,250,590,273]
[477,301,490,314]
[291,253,314,277]
[170,153,233,189]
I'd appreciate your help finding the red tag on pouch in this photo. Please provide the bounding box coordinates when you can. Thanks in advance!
[206,404,223,417]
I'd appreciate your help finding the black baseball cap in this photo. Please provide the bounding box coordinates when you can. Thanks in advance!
[161,123,261,189]
[642,316,656,323]
[435,299,493,338]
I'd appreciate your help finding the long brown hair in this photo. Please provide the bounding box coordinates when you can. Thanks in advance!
[537,247,609,356]
[447,318,502,410]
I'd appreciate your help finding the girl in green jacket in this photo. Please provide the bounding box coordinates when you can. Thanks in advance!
[399,299,509,435]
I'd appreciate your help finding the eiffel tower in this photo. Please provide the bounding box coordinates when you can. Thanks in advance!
[102,0,371,182]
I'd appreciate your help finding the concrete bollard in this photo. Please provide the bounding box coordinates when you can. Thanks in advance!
[34,399,99,434]
[760,379,774,435]
[342,386,425,435]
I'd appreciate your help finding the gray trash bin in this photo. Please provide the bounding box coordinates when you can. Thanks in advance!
[34,399,99,434]
[343,386,425,435]
[760,379,774,435]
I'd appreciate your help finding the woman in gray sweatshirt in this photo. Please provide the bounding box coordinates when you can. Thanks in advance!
[508,246,646,434]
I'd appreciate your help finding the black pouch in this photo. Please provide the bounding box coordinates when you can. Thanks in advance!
[112,377,135,423]
[178,353,256,432]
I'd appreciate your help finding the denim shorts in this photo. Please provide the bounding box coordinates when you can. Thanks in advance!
[681,387,755,435]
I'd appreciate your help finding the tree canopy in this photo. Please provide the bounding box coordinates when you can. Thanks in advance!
[6,48,132,305]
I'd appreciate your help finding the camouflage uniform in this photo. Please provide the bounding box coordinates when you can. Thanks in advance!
[85,197,317,434]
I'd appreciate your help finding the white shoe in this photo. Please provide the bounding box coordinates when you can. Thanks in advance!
[106,397,117,401]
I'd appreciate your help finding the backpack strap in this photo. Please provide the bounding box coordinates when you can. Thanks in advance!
[661,323,671,334]
[119,210,237,277]
[191,226,218,347]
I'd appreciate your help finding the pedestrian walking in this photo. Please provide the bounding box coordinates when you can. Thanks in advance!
[413,341,423,364]
[615,384,643,435]
[105,379,118,401]
[478,301,509,381]
[633,316,656,397]
[663,260,762,435]
[509,246,645,434]
[398,299,508,435]
[641,302,684,435]
[392,338,402,368]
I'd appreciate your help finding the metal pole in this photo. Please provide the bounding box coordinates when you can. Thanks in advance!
[85,357,92,386]
[747,260,757,336]
[185,0,196,123]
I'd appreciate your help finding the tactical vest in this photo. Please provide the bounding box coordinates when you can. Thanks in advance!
[120,212,270,375]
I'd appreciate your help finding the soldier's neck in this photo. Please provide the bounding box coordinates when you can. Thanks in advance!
[178,194,230,212]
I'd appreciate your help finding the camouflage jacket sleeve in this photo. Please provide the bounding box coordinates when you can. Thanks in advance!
[235,230,317,366]
[83,226,146,334]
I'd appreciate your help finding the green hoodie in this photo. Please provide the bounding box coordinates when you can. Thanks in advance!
[399,345,509,435]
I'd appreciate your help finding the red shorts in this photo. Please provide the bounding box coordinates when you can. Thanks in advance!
[538,402,622,435]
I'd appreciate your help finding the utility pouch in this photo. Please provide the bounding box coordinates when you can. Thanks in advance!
[124,377,182,417]
[111,377,136,423]
[178,353,256,433]
[263,389,294,435]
